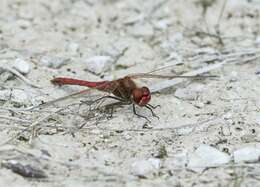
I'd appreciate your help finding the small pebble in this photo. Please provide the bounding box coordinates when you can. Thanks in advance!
[40,56,69,69]
[83,56,113,74]
[223,112,232,120]
[0,89,29,103]
[221,125,231,136]
[229,71,238,82]
[187,144,231,172]
[233,147,260,163]
[122,132,132,140]
[12,58,30,74]
[131,158,160,177]
[147,158,161,169]
[12,90,29,103]
[256,36,260,45]
[0,71,14,82]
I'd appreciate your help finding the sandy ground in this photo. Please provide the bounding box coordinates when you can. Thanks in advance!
[0,0,260,186]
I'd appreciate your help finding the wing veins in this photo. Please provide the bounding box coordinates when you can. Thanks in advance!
[129,73,217,79]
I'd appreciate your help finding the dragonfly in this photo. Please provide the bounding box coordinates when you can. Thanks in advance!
[51,73,216,122]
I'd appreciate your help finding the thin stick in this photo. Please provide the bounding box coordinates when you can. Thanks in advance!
[0,108,63,146]
[0,115,31,123]
[2,66,40,88]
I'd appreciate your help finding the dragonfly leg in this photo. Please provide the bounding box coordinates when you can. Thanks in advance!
[104,101,129,119]
[145,105,160,120]
[95,97,128,119]
[147,104,161,109]
[132,104,151,123]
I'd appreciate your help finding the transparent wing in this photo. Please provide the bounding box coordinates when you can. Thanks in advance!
[27,88,92,110]
[28,79,122,111]
[128,73,218,79]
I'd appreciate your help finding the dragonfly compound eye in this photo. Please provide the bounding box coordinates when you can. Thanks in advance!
[140,87,151,105]
[131,87,151,106]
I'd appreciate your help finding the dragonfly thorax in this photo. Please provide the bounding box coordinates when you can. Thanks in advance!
[131,87,151,106]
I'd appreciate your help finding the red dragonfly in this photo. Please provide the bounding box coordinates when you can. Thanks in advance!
[51,73,215,121]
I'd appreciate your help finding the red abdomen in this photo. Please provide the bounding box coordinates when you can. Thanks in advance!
[51,77,108,89]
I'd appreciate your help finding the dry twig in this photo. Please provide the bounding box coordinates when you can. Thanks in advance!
[1,66,40,88]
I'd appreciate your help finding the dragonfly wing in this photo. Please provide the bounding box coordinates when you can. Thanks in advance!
[128,73,217,79]
[28,88,93,110]
[36,81,121,110]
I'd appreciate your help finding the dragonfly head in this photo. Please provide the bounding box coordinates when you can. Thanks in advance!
[131,87,151,106]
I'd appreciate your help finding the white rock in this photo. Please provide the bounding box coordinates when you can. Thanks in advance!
[223,112,232,120]
[229,71,238,82]
[0,71,14,82]
[83,56,113,74]
[256,36,260,45]
[221,125,231,136]
[122,132,132,140]
[147,158,161,169]
[40,56,69,69]
[131,158,160,177]
[233,147,260,163]
[13,90,29,103]
[0,89,29,103]
[131,161,154,176]
[187,144,231,172]
[12,58,30,74]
